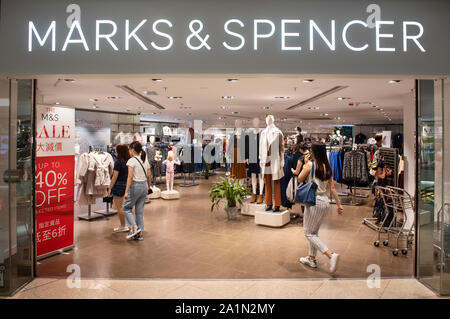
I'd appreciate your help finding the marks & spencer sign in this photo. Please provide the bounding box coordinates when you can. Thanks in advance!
[0,0,449,75]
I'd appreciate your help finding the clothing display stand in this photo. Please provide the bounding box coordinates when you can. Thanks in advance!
[179,172,199,187]
[94,202,117,217]
[78,204,104,221]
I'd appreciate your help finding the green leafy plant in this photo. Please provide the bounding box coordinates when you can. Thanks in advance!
[209,177,250,212]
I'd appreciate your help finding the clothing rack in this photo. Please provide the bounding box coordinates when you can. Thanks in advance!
[179,172,199,187]
[378,147,399,188]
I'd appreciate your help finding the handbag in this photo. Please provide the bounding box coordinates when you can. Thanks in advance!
[295,162,318,206]
[286,175,297,203]
[103,196,113,203]
[133,157,152,195]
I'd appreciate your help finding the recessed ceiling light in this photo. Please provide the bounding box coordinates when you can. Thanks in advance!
[320,113,329,116]
[232,111,240,114]
[89,98,98,102]
[222,96,235,100]
[168,96,183,100]
[262,106,271,110]
[275,96,290,99]
[372,105,377,108]
[55,102,60,105]
[219,116,227,120]
[107,96,121,100]
[379,108,384,111]
[388,80,401,83]
[303,79,314,83]
[92,105,99,109]
[307,106,320,110]
[152,79,163,82]
[151,112,157,115]
[220,106,230,110]
[63,79,76,83]
[337,97,351,100]
[227,79,239,82]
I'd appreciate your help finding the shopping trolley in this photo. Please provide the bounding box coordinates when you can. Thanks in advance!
[373,186,415,256]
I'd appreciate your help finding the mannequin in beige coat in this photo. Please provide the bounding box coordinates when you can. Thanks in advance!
[259,115,284,212]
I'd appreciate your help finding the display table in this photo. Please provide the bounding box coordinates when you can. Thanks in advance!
[241,202,265,216]
[254,209,290,227]
[148,186,161,199]
[161,190,180,200]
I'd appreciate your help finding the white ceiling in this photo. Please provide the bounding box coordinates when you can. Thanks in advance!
[36,74,414,134]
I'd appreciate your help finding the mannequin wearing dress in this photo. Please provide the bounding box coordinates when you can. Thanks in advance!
[246,117,264,204]
[259,115,284,212]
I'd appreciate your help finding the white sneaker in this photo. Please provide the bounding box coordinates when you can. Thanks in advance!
[113,226,129,233]
[329,253,340,274]
[299,257,317,268]
[126,228,142,240]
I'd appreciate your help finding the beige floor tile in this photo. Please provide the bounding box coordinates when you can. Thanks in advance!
[161,284,218,299]
[234,280,324,299]
[309,279,390,299]
[20,278,60,292]
[97,279,186,298]
[380,279,439,299]
[12,279,120,299]
[187,280,257,298]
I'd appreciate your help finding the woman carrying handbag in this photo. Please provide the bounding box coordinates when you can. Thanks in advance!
[296,142,344,274]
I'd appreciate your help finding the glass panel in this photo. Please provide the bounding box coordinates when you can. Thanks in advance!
[417,79,442,292]
[9,79,34,292]
[443,78,450,295]
[0,79,11,295]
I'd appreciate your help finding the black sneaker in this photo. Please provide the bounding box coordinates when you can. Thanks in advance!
[126,227,142,240]
[134,234,144,241]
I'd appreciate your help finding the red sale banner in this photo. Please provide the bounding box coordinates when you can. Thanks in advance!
[36,106,75,258]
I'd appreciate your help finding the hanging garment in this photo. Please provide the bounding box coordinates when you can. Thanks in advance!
[343,150,369,185]
[354,133,367,144]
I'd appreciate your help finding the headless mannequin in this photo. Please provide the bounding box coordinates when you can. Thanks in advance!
[247,117,264,204]
[259,115,284,212]
[230,119,246,184]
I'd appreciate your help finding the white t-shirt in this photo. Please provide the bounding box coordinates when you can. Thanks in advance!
[127,156,150,182]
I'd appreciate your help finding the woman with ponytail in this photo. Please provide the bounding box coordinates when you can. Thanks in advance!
[123,141,152,241]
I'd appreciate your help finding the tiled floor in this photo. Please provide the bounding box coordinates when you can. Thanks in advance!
[37,173,414,280]
[5,278,443,299]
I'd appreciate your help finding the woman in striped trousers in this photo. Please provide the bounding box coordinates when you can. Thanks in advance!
[297,142,344,274]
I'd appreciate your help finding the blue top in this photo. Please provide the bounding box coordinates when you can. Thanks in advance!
[114,159,129,183]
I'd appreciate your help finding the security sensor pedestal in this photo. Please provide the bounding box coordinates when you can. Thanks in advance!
[254,209,290,227]
[242,203,265,216]
[148,186,161,199]
[161,190,180,200]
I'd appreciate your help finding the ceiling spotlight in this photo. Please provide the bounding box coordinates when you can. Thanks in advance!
[307,106,320,110]
[275,96,290,99]
[303,79,314,83]
[388,80,401,83]
[55,102,60,105]
[107,96,121,100]
[220,106,230,110]
[262,106,271,110]
[151,112,157,115]
[337,97,350,100]
[89,98,98,102]
[222,96,235,100]
[152,79,163,82]
[92,105,99,109]
[168,96,183,100]
[232,111,240,114]
[227,79,239,82]
[63,79,76,83]
[219,116,227,120]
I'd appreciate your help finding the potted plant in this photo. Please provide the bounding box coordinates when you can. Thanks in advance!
[209,177,250,220]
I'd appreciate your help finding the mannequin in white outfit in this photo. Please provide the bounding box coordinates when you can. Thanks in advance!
[259,115,284,212]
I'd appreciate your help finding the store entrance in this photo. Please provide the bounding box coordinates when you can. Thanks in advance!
[34,74,416,280]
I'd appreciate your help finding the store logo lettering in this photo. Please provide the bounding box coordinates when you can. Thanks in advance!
[27,4,426,53]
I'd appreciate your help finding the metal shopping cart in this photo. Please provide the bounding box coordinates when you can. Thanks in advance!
[373,186,415,256]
